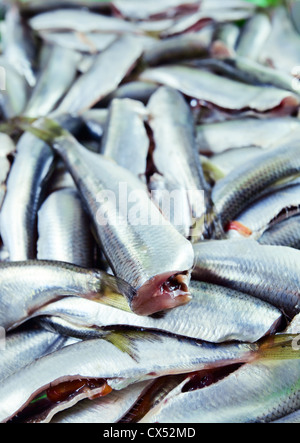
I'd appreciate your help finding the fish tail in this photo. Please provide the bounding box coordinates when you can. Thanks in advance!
[15,117,68,145]
[255,334,300,361]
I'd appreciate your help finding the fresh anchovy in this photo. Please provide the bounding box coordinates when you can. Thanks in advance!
[54,36,144,116]
[52,381,152,424]
[24,45,80,118]
[0,260,135,331]
[0,132,55,260]
[104,82,159,107]
[0,330,275,423]
[113,0,201,20]
[2,6,37,87]
[210,142,300,232]
[147,86,210,237]
[193,239,300,318]
[0,327,77,383]
[100,99,149,181]
[38,31,118,54]
[140,65,300,113]
[210,23,240,58]
[259,216,300,249]
[284,314,300,334]
[196,117,300,155]
[0,134,15,211]
[140,359,300,423]
[0,57,29,118]
[143,34,209,66]
[30,122,194,316]
[29,8,142,34]
[227,184,300,240]
[35,278,282,344]
[37,188,95,268]
[236,13,271,61]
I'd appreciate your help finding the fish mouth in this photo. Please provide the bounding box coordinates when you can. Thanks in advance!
[132,271,192,316]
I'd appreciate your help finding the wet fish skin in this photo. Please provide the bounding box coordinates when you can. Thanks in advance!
[100,98,149,181]
[140,65,300,113]
[37,188,95,268]
[54,35,144,116]
[0,57,29,118]
[258,215,300,250]
[140,359,300,423]
[34,278,282,344]
[24,45,81,118]
[236,13,271,61]
[33,122,194,316]
[0,331,261,423]
[0,132,55,261]
[211,142,300,231]
[0,134,16,212]
[193,239,300,318]
[210,23,240,58]
[0,260,135,331]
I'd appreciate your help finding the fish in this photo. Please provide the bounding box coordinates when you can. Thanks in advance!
[0,260,135,331]
[29,8,142,34]
[37,188,95,268]
[271,409,300,424]
[140,65,300,113]
[227,184,300,240]
[210,23,240,58]
[140,354,300,423]
[0,132,55,260]
[26,120,194,316]
[54,35,144,116]
[0,326,78,383]
[210,142,300,233]
[0,133,16,212]
[236,13,271,61]
[2,5,37,87]
[147,86,210,238]
[100,98,149,181]
[196,117,300,155]
[259,215,300,249]
[52,381,152,424]
[112,0,201,20]
[34,279,282,344]
[24,44,81,118]
[193,239,300,318]
[0,330,289,423]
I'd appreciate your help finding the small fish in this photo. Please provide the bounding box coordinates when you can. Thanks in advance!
[34,279,282,344]
[0,133,16,212]
[0,330,287,423]
[140,65,300,113]
[37,188,95,268]
[210,23,240,58]
[259,215,300,249]
[0,260,135,331]
[27,120,194,316]
[236,13,271,61]
[0,57,29,118]
[193,239,300,318]
[113,0,201,20]
[140,348,300,423]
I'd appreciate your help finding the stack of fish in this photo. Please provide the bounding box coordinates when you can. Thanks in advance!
[0,0,299,423]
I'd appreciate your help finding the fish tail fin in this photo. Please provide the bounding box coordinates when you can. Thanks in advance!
[16,117,68,145]
[255,334,300,361]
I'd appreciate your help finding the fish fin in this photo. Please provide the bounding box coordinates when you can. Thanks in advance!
[87,271,136,313]
[16,118,68,145]
[104,331,161,362]
[256,334,300,361]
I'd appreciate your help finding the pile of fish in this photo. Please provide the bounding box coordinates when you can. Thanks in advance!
[0,0,299,424]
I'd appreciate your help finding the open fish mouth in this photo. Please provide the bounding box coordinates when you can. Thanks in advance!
[133,271,191,316]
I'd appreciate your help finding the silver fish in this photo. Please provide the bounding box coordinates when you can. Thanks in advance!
[259,215,300,249]
[54,35,144,115]
[236,13,271,60]
[0,132,55,260]
[34,279,282,344]
[271,409,300,424]
[37,188,95,268]
[140,358,300,423]
[193,239,300,318]
[113,0,201,20]
[196,117,300,155]
[0,327,77,382]
[147,86,210,237]
[24,44,81,118]
[0,57,29,118]
[140,65,300,113]
[0,134,15,212]
[52,381,152,424]
[0,260,135,331]
[31,121,194,316]
[210,23,240,58]
[0,330,271,423]
[100,98,149,181]
[29,8,142,34]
